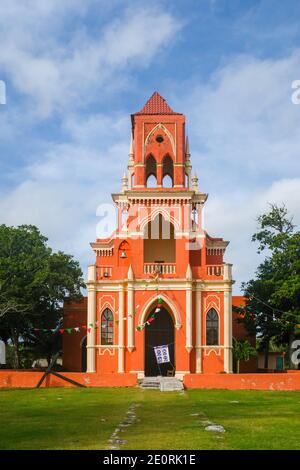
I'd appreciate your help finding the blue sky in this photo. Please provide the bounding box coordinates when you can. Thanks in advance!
[1,0,300,293]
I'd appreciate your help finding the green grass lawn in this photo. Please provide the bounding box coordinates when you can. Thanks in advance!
[1,387,300,450]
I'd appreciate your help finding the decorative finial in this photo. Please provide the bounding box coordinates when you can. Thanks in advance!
[186,264,192,280]
[185,135,190,158]
[191,174,199,191]
[122,173,128,192]
[127,264,134,280]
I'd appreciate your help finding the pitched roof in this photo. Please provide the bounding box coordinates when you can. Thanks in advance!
[135,91,181,115]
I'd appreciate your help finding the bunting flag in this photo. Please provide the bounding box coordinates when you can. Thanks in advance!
[136,273,162,331]
[32,272,172,335]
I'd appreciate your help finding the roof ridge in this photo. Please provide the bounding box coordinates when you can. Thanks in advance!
[135,91,180,115]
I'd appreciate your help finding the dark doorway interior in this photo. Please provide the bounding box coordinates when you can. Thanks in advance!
[81,337,87,372]
[144,307,175,376]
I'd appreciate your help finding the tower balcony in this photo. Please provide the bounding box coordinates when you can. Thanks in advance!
[206,263,232,280]
[143,262,176,276]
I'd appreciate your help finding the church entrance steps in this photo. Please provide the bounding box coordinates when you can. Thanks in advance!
[139,376,184,391]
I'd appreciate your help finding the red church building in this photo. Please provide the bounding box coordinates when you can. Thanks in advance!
[63,92,255,381]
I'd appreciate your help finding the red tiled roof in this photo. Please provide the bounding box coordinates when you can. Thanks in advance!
[135,91,180,115]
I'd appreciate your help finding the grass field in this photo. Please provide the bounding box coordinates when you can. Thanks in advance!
[1,387,300,450]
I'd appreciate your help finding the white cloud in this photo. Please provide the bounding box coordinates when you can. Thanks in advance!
[0,3,181,118]
[177,52,300,292]
[0,111,129,270]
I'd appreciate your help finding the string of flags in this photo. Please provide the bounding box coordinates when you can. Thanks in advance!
[33,273,163,335]
[136,273,162,331]
[236,294,300,332]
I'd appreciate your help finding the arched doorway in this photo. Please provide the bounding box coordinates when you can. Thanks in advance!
[144,307,175,376]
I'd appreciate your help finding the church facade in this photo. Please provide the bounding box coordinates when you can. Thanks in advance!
[63,92,254,380]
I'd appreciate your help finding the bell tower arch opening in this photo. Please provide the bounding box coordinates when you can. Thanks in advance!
[162,154,174,188]
[145,154,157,187]
[143,213,175,263]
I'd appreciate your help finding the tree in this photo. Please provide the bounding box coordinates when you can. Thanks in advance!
[232,338,257,374]
[0,224,85,368]
[238,204,300,368]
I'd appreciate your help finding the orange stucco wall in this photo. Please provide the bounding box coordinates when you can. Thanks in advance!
[1,371,300,390]
[184,373,300,390]
[0,371,137,388]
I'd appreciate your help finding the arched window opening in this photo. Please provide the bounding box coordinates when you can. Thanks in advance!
[162,175,173,188]
[185,173,189,188]
[146,155,157,187]
[131,173,134,188]
[146,174,157,187]
[101,308,114,345]
[206,308,219,346]
[162,155,174,188]
[144,214,175,263]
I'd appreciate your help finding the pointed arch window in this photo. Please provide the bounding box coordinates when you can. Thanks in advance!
[101,308,114,345]
[146,154,157,187]
[206,308,219,345]
[162,155,174,188]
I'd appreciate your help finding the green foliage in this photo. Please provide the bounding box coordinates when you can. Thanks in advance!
[0,224,85,368]
[239,204,300,368]
[232,338,257,373]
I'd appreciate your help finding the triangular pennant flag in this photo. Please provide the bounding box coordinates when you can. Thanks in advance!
[74,327,80,332]
[59,329,65,334]
[87,328,91,333]
[66,328,72,334]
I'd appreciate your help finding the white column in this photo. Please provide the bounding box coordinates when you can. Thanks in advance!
[87,265,96,373]
[195,287,202,373]
[186,264,193,353]
[127,265,135,352]
[224,290,233,373]
[118,285,125,373]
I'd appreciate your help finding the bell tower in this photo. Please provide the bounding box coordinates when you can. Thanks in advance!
[128,91,188,189]
[85,91,234,379]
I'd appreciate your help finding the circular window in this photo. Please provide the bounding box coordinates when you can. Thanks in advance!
[156,135,164,143]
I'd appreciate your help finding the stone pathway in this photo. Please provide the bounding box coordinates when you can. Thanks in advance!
[190,411,226,435]
[106,403,139,450]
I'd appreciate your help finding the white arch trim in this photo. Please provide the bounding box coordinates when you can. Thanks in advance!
[138,293,182,330]
[139,207,181,232]
[144,123,176,158]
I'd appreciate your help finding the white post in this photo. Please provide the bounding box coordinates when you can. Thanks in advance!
[186,264,193,353]
[118,285,125,373]
[87,265,96,373]
[195,288,202,373]
[224,290,233,373]
[127,265,135,352]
